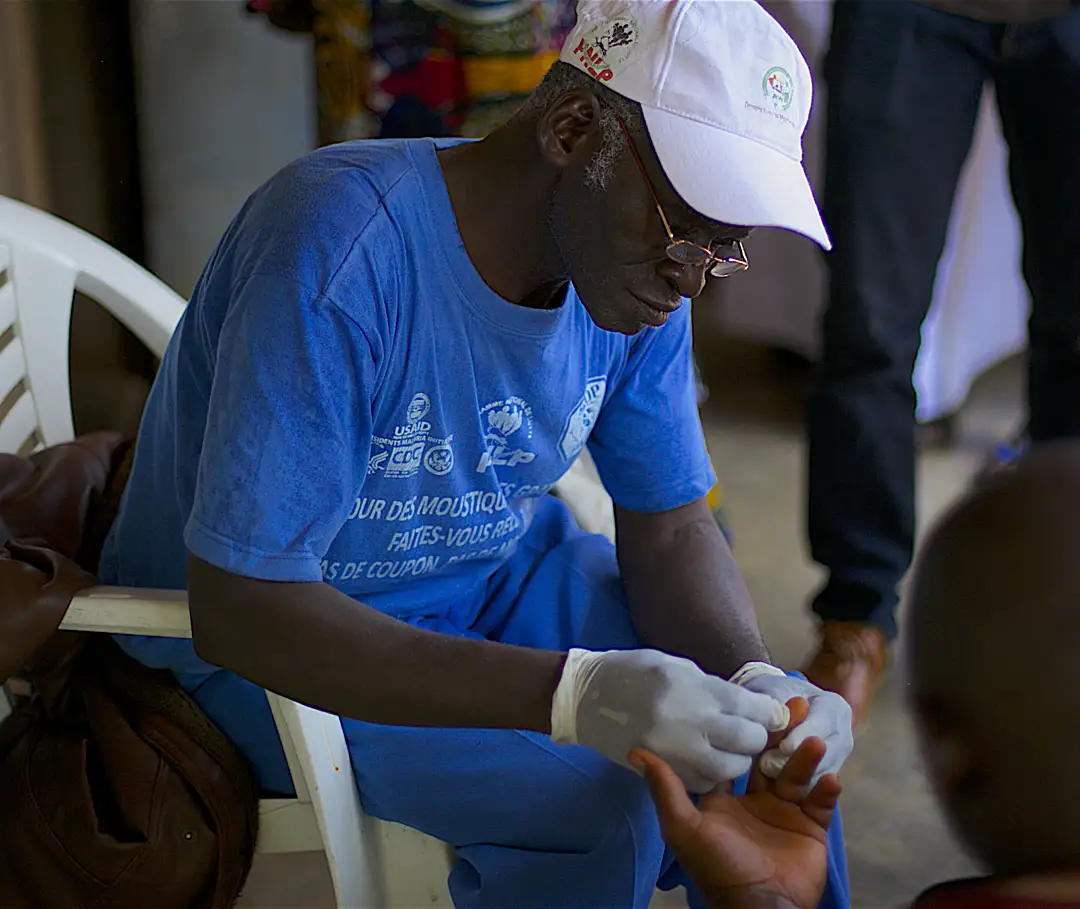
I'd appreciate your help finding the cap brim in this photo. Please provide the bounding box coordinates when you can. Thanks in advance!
[643,106,831,250]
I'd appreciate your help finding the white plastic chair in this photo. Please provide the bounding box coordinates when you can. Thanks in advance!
[0,194,621,908]
[0,194,459,908]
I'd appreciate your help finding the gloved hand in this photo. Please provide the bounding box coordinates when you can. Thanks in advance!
[730,662,854,783]
[551,648,791,793]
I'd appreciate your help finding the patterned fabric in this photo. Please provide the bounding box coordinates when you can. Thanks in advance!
[312,0,577,144]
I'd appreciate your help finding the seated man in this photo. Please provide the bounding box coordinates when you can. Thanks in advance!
[100,1,853,906]
[635,442,1080,908]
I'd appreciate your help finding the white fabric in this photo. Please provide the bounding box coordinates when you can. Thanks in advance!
[551,448,616,543]
[560,0,830,248]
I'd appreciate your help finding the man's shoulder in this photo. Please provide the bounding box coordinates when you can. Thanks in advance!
[283,139,422,210]
[250,139,424,247]
[211,140,437,307]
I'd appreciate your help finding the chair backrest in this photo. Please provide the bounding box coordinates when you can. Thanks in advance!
[0,195,185,453]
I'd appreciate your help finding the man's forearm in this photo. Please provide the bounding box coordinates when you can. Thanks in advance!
[616,500,770,679]
[188,556,566,732]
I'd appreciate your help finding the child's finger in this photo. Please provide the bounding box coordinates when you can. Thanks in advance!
[786,697,810,727]
[770,736,828,803]
[629,749,703,834]
[747,758,769,794]
[801,773,843,830]
[766,696,810,751]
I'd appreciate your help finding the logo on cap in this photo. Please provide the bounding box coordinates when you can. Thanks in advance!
[762,66,794,112]
[571,16,639,83]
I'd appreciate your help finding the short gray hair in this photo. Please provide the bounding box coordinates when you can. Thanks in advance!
[511,61,646,192]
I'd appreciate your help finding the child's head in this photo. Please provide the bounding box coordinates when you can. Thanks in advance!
[908,443,1080,875]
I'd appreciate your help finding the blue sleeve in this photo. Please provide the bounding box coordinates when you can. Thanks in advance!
[184,272,376,581]
[587,303,716,513]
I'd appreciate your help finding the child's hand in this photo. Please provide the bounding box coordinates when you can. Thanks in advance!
[629,698,842,909]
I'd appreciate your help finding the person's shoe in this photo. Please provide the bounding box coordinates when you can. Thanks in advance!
[802,621,888,728]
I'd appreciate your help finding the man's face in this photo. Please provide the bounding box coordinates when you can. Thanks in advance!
[546,110,751,335]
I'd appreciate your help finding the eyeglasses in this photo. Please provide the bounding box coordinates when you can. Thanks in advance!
[616,116,749,279]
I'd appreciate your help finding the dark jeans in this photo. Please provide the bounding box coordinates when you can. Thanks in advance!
[808,0,1080,639]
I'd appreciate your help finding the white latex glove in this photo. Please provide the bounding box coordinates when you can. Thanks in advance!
[551,648,791,793]
[730,662,854,783]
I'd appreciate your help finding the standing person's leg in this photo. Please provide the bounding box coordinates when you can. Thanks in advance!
[804,0,993,723]
[994,9,1080,448]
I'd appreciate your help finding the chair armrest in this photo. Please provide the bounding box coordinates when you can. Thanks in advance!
[61,586,192,638]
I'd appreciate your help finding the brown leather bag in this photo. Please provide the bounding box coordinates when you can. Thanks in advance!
[0,434,260,908]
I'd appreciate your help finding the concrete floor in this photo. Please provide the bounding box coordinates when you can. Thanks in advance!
[240,338,1020,908]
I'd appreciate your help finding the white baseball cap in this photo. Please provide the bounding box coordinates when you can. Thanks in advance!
[559,0,830,249]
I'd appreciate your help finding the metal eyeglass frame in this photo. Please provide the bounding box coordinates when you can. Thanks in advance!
[616,115,749,278]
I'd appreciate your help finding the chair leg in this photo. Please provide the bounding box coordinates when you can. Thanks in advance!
[267,694,388,908]
[376,820,454,908]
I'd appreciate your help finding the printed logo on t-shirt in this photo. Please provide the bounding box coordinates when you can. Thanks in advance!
[559,376,606,461]
[424,442,455,476]
[476,397,536,472]
[369,392,455,480]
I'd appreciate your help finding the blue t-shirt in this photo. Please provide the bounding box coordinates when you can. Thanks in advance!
[100,138,715,623]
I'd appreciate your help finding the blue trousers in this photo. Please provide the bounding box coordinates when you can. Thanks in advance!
[808,0,1080,639]
[121,498,849,908]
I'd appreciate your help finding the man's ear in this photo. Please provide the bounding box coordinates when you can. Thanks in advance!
[914,696,980,801]
[536,91,603,168]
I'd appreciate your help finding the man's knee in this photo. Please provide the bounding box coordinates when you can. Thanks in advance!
[350,726,664,866]
[576,753,665,861]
